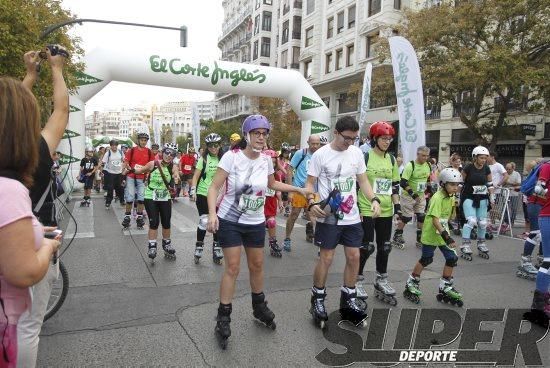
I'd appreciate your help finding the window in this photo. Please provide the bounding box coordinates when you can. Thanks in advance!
[291,46,300,69]
[337,12,344,34]
[335,49,343,70]
[292,16,302,39]
[366,34,378,58]
[304,59,312,78]
[322,96,330,108]
[261,37,271,57]
[281,49,288,68]
[264,0,272,4]
[346,44,354,66]
[305,26,314,47]
[369,0,381,17]
[255,0,261,10]
[394,0,401,9]
[325,53,333,73]
[254,15,260,35]
[337,93,358,114]
[282,20,289,44]
[327,17,334,38]
[348,5,356,28]
[262,12,272,31]
[253,40,259,60]
[306,0,315,14]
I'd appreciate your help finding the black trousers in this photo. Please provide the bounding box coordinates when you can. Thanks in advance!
[104,171,124,205]
[359,216,393,275]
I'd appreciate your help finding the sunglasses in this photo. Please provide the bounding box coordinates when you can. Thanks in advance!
[163,150,176,157]
[207,143,220,148]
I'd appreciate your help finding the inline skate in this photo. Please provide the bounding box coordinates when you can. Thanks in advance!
[403,275,422,304]
[136,214,145,230]
[283,238,291,252]
[213,241,223,265]
[215,304,232,350]
[355,274,369,301]
[194,241,203,264]
[416,229,423,249]
[147,241,157,260]
[162,239,176,259]
[477,240,490,259]
[460,240,473,261]
[516,255,538,280]
[310,288,328,329]
[269,238,282,258]
[252,292,276,330]
[436,277,464,307]
[339,289,368,327]
[122,214,131,230]
[374,273,398,306]
[306,222,314,243]
[523,291,549,329]
[391,230,405,250]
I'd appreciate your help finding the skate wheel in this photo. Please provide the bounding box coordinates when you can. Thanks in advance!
[319,320,326,329]
[443,295,450,303]
[269,321,276,330]
[436,294,443,302]
[456,300,464,307]
[450,299,457,305]
[389,298,398,306]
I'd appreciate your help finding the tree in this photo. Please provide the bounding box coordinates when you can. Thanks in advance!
[258,97,301,149]
[379,0,549,150]
[199,118,242,148]
[1,0,84,123]
[176,134,192,152]
[160,125,173,145]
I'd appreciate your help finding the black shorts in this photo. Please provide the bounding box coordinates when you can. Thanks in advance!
[314,222,363,249]
[217,217,265,248]
[83,174,94,189]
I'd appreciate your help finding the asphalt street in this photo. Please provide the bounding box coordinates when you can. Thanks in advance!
[37,194,549,367]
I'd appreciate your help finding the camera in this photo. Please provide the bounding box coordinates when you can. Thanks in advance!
[39,44,69,59]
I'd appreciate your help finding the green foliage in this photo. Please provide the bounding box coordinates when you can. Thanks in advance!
[160,125,173,145]
[176,135,192,152]
[0,0,84,122]
[199,118,241,148]
[258,97,301,149]
[379,0,549,149]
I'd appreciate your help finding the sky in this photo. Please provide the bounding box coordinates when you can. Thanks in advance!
[61,0,224,113]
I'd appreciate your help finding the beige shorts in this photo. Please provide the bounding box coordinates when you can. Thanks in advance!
[401,194,426,218]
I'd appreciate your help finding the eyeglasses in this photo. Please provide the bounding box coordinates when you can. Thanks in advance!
[250,131,269,138]
[378,137,393,143]
[338,132,359,144]
[207,143,220,148]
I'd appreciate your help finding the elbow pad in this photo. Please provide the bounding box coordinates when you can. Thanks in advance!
[534,182,547,196]
[400,178,410,190]
[392,181,400,195]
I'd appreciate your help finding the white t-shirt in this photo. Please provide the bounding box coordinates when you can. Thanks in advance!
[308,144,366,225]
[489,162,506,186]
[102,149,123,174]
[217,150,274,225]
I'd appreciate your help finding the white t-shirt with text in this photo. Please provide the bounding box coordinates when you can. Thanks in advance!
[102,149,123,174]
[308,144,366,226]
[217,150,274,225]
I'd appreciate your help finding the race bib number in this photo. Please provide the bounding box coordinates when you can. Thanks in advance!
[111,160,121,167]
[134,164,143,170]
[417,182,428,192]
[373,178,392,196]
[153,188,170,201]
[184,165,192,171]
[332,177,354,196]
[238,194,265,214]
[472,185,488,195]
[266,188,276,197]
[430,182,439,192]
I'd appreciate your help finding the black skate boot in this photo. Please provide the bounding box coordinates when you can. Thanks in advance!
[310,287,328,329]
[392,229,405,250]
[147,241,157,260]
[194,241,204,264]
[122,214,131,230]
[162,239,176,259]
[523,290,550,329]
[105,201,111,210]
[306,222,314,243]
[416,229,423,248]
[269,237,282,258]
[136,214,145,229]
[80,197,87,207]
[339,288,368,327]
[251,292,276,330]
[85,197,91,207]
[215,303,232,350]
[213,241,223,265]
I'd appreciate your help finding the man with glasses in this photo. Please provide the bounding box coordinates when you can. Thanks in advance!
[392,146,432,249]
[306,116,381,328]
[284,135,321,251]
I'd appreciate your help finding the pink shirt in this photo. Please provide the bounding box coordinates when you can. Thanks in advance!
[0,178,44,325]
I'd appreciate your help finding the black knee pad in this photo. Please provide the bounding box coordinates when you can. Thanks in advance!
[416,213,426,223]
[419,257,433,267]
[541,261,550,270]
[361,242,375,257]
[445,255,458,267]
[400,216,413,224]
[138,200,145,205]
[382,241,392,256]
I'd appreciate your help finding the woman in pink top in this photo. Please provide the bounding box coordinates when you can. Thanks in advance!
[0,75,60,367]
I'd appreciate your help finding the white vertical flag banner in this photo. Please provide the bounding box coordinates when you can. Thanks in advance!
[192,104,201,150]
[389,36,426,164]
[357,62,373,145]
[153,117,161,145]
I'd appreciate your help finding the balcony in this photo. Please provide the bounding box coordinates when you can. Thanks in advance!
[494,96,528,113]
[219,5,253,40]
[292,31,301,40]
[452,104,476,118]
[425,108,441,120]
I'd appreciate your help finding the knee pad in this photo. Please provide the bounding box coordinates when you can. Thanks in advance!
[419,257,433,267]
[266,217,276,229]
[138,200,145,205]
[198,214,208,231]
[465,216,477,229]
[361,242,375,257]
[445,255,459,267]
[416,213,426,223]
[148,218,159,230]
[400,216,413,224]
[382,241,392,256]
[478,218,488,231]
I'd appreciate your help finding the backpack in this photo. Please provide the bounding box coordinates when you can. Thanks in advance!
[521,161,549,196]
[292,148,308,172]
[364,150,396,167]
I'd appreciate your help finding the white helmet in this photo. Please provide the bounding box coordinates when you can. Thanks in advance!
[472,146,489,157]
[439,168,463,185]
[163,143,178,151]
[320,136,329,145]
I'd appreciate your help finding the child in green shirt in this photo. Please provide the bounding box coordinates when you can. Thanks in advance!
[403,168,464,306]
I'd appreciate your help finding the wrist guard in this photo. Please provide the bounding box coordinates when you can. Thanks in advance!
[441,230,454,246]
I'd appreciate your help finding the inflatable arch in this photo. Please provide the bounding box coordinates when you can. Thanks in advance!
[60,46,330,181]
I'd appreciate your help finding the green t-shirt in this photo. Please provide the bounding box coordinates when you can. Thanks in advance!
[421,189,455,246]
[196,154,220,197]
[358,151,400,217]
[401,160,431,196]
[144,163,172,201]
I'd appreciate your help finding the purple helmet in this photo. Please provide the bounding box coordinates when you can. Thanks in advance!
[242,114,271,136]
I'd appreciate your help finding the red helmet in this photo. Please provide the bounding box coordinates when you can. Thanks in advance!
[369,121,395,139]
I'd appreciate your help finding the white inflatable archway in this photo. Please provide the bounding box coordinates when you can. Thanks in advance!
[59,47,330,179]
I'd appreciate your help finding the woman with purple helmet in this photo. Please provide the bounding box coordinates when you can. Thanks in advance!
[206,114,310,349]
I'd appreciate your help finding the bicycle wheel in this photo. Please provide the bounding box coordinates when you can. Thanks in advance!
[44,261,69,321]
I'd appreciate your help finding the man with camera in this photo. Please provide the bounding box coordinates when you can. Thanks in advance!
[20,45,69,367]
